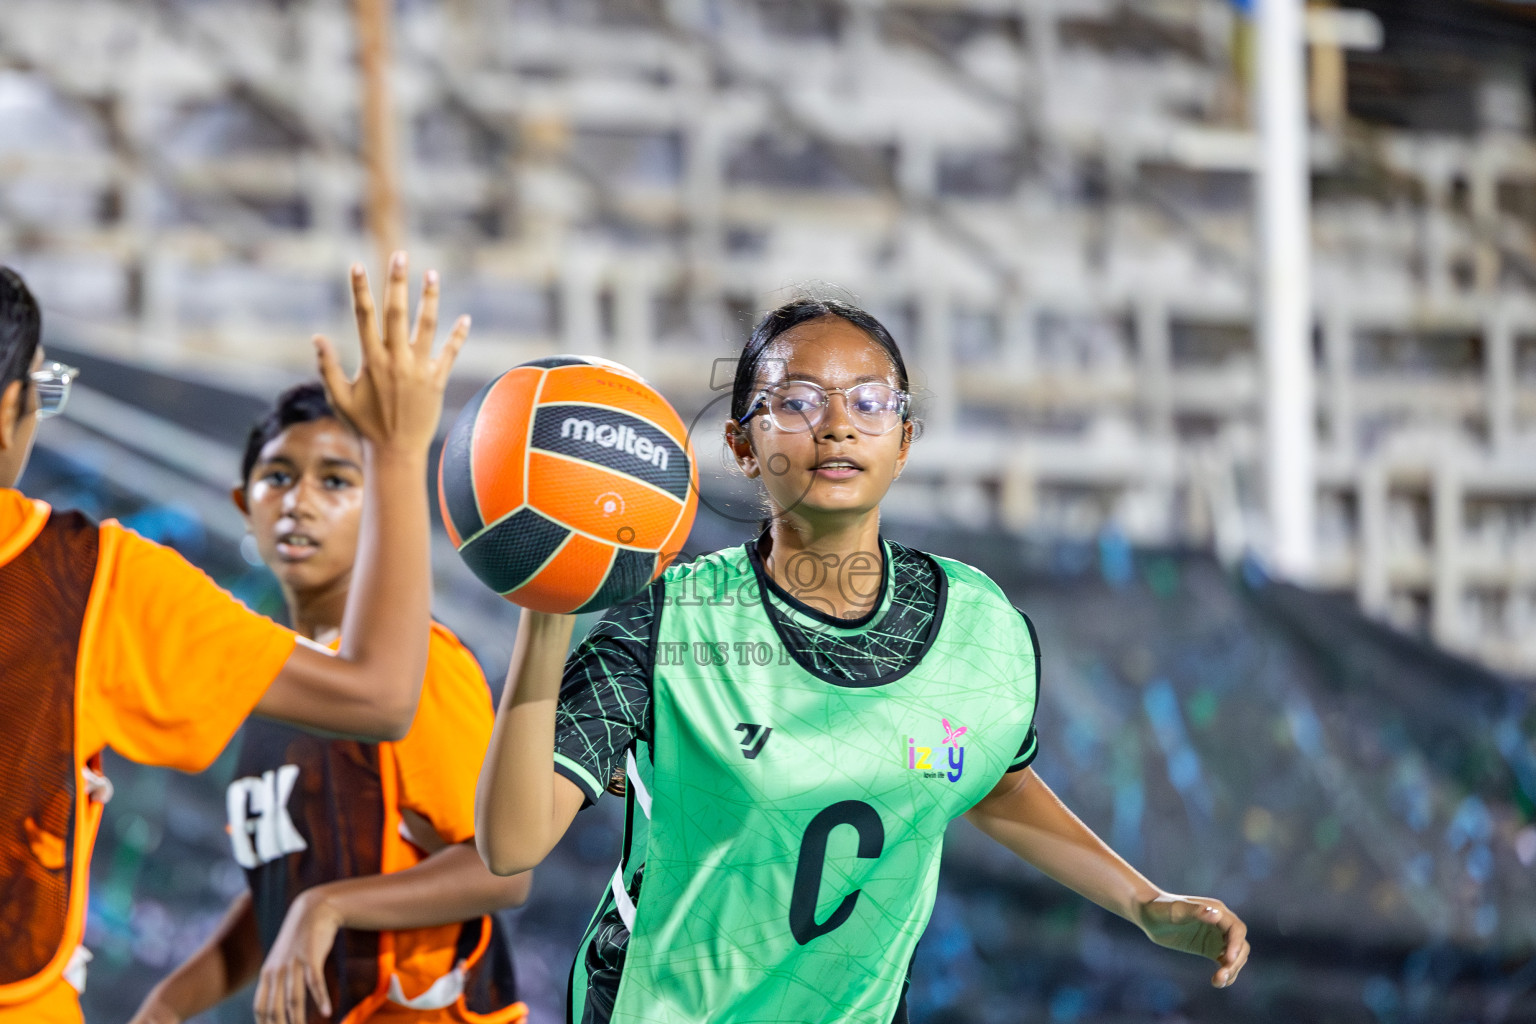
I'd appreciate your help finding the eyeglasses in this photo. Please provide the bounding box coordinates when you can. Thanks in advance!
[30,362,79,419]
[739,380,910,436]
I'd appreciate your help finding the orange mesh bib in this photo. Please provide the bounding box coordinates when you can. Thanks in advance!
[0,512,100,1002]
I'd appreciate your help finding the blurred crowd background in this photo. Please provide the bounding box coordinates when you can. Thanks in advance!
[4,0,1536,1020]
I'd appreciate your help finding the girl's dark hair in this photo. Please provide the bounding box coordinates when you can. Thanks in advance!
[239,382,347,486]
[0,267,42,402]
[730,296,911,423]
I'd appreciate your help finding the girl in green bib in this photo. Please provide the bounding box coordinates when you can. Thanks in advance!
[476,297,1250,1024]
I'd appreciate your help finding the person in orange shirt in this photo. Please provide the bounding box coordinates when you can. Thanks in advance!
[129,382,531,1024]
[0,255,466,1024]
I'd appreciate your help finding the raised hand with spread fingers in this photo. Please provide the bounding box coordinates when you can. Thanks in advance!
[313,254,469,461]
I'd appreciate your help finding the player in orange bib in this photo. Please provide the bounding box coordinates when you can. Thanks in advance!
[130,383,530,1024]
[0,255,465,1024]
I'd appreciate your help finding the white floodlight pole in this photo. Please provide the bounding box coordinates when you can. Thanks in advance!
[1257,0,1316,581]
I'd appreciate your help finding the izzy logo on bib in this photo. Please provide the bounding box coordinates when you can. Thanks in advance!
[905,718,966,782]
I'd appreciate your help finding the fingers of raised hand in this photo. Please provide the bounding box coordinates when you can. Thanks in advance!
[349,264,385,368]
[410,269,441,362]
[314,334,352,411]
[384,251,411,354]
[433,314,471,387]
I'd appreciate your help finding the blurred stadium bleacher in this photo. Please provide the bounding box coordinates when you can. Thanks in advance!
[5,1,1536,1021]
[11,0,1536,671]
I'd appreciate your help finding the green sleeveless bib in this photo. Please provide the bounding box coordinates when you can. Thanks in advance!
[583,542,1038,1024]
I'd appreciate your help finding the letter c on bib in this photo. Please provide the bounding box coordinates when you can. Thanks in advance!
[789,800,884,945]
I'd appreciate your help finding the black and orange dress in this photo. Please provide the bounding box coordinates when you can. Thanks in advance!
[228,622,526,1024]
[0,488,298,1024]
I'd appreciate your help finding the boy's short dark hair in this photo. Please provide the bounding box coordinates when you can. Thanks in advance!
[0,267,42,403]
[239,382,347,486]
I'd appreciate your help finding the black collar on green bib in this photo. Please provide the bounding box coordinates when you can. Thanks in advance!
[748,528,889,630]
[745,529,949,689]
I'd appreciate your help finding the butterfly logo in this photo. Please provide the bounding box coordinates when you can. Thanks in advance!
[906,718,968,782]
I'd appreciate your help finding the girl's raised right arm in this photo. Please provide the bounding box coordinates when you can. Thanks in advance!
[476,607,585,875]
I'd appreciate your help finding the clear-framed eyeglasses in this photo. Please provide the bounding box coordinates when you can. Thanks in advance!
[30,362,79,419]
[739,380,910,436]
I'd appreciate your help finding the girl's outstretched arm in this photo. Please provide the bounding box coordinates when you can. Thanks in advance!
[476,608,586,876]
[964,766,1250,988]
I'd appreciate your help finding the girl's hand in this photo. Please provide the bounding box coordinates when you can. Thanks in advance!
[314,252,469,459]
[1136,894,1250,988]
[254,889,342,1023]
